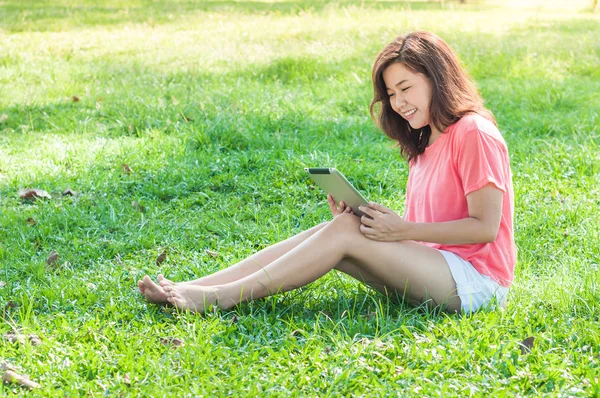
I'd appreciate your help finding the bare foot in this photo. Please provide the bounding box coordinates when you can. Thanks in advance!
[138,275,170,304]
[162,284,223,314]
[158,275,176,288]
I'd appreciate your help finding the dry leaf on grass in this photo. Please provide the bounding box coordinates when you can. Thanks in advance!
[205,250,219,257]
[1,362,40,389]
[46,250,59,266]
[0,281,6,288]
[4,333,25,344]
[0,361,14,372]
[5,301,17,310]
[160,337,185,348]
[123,373,131,386]
[26,217,37,226]
[4,333,42,346]
[29,335,42,346]
[132,201,144,212]
[156,251,167,265]
[62,188,77,196]
[72,95,79,102]
[19,189,51,201]
[122,163,133,174]
[519,336,535,354]
[0,114,7,123]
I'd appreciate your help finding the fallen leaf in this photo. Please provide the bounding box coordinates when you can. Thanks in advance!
[62,188,77,196]
[2,369,40,389]
[5,301,17,309]
[519,336,535,354]
[0,281,6,288]
[4,333,25,344]
[29,335,42,346]
[46,250,59,265]
[0,362,15,372]
[4,332,41,346]
[160,337,185,348]
[231,315,238,324]
[0,114,7,123]
[156,251,167,265]
[122,163,133,174]
[72,95,79,102]
[123,373,131,386]
[19,189,52,201]
[26,217,37,226]
[132,201,144,212]
[205,250,219,257]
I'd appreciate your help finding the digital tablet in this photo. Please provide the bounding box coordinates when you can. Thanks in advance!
[305,167,369,218]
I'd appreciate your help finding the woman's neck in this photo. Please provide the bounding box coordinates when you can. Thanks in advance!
[427,125,444,147]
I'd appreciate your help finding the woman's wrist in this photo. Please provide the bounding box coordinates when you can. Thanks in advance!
[396,220,416,241]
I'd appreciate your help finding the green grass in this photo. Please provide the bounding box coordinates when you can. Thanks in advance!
[1,0,599,396]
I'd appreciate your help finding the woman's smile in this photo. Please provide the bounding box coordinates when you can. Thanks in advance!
[403,108,418,120]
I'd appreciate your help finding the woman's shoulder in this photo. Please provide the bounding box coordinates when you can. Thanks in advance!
[449,113,505,144]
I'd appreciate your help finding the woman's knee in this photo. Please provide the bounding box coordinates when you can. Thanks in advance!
[330,213,361,228]
[324,213,363,244]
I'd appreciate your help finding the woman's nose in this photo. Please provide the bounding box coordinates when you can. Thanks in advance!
[395,95,406,109]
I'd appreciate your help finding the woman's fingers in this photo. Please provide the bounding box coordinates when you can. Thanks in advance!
[327,194,337,214]
[361,215,375,227]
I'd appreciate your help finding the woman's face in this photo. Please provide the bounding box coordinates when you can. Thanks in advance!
[382,62,433,131]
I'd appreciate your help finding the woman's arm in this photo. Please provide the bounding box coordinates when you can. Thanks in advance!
[359,184,503,245]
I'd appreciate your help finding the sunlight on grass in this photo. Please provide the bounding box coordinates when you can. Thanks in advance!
[1,0,599,396]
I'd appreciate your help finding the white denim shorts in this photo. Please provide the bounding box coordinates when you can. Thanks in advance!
[440,250,509,313]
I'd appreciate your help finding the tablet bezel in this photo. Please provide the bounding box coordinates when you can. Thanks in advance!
[305,167,369,218]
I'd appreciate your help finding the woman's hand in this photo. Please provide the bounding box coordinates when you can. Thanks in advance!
[327,194,354,218]
[358,202,410,241]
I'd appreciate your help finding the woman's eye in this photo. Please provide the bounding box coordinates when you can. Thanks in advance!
[401,87,411,92]
[388,93,395,97]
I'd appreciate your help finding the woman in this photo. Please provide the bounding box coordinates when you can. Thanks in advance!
[138,31,516,314]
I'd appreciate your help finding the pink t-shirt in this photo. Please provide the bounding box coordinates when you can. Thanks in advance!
[404,113,516,287]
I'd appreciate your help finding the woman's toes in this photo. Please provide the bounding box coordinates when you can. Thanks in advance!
[159,278,174,288]
[138,280,145,293]
[172,297,185,309]
[158,274,165,282]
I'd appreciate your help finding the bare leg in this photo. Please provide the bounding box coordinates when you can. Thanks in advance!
[138,222,328,302]
[163,214,461,313]
[180,222,329,286]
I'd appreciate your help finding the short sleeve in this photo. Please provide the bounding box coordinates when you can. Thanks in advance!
[457,129,508,196]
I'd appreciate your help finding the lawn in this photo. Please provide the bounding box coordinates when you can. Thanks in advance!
[1,0,599,396]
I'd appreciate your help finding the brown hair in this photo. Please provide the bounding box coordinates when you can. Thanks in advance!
[370,31,496,161]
